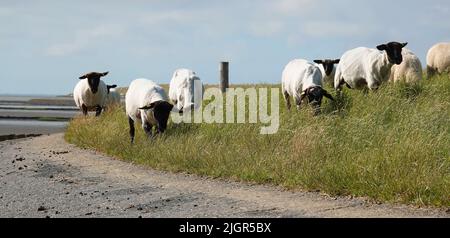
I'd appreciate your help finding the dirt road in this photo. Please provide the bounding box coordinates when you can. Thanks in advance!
[0,134,448,218]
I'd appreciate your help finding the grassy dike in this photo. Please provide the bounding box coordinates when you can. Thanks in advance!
[65,75,450,207]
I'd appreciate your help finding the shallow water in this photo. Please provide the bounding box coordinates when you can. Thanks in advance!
[0,119,68,135]
[0,108,78,119]
[0,95,75,136]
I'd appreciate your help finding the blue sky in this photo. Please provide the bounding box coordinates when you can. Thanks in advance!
[1,0,449,95]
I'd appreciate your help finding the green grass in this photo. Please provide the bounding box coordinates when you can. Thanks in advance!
[65,75,450,207]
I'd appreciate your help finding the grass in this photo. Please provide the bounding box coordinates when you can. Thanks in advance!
[65,74,450,207]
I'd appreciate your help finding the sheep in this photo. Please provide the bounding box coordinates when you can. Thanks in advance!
[313,59,340,86]
[334,42,408,91]
[282,59,334,114]
[125,78,174,143]
[106,84,121,106]
[168,68,204,112]
[73,71,109,116]
[389,48,423,84]
[426,42,450,76]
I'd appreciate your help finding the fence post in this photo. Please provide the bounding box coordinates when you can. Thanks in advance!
[220,61,229,93]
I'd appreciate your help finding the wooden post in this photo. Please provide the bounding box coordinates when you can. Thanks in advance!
[220,61,229,93]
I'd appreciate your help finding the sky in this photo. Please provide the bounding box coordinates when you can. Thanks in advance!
[1,0,450,95]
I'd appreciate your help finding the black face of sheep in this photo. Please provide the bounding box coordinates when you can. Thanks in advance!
[79,72,109,94]
[139,101,174,134]
[313,59,340,76]
[300,87,334,115]
[377,42,408,65]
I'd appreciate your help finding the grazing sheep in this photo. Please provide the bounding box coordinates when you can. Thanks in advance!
[73,72,109,116]
[106,84,121,106]
[389,48,423,83]
[335,42,408,91]
[168,68,204,112]
[125,78,174,143]
[313,59,340,86]
[426,42,450,76]
[282,59,334,114]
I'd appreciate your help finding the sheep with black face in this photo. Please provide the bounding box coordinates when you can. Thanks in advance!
[313,59,340,86]
[73,71,109,116]
[125,79,174,143]
[335,42,408,91]
[282,59,334,115]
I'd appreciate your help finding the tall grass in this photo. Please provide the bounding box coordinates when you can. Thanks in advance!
[65,75,450,207]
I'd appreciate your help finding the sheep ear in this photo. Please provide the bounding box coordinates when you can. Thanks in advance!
[322,89,335,101]
[300,90,308,102]
[139,103,155,110]
[79,74,88,80]
[101,72,109,77]
[377,44,387,51]
[333,59,340,64]
[313,60,323,64]
[401,42,408,48]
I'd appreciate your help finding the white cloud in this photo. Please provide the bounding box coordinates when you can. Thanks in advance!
[271,0,317,15]
[249,20,285,37]
[46,24,125,56]
[302,21,368,38]
[140,10,197,25]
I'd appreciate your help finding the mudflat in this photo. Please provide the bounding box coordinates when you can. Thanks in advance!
[0,134,448,218]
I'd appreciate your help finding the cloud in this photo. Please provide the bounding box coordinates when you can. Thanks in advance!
[270,0,317,15]
[302,21,369,38]
[140,10,198,25]
[249,20,285,37]
[46,24,125,56]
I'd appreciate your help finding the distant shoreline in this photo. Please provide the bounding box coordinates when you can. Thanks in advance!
[0,95,74,136]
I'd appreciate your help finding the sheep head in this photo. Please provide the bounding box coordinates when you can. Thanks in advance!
[313,59,340,76]
[139,101,174,133]
[79,71,109,94]
[377,42,408,65]
[300,86,334,115]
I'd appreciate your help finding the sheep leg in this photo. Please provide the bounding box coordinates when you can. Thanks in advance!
[335,77,346,91]
[95,105,102,117]
[294,96,302,111]
[81,105,88,116]
[427,66,436,78]
[143,122,154,139]
[283,91,291,111]
[128,117,135,144]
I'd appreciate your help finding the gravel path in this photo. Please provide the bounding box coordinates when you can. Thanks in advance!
[0,133,448,218]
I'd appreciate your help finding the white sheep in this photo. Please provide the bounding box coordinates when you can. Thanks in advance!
[313,59,340,86]
[73,72,109,116]
[125,78,174,143]
[106,85,121,106]
[168,68,204,112]
[426,42,450,76]
[389,48,423,83]
[335,42,408,91]
[282,59,334,114]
